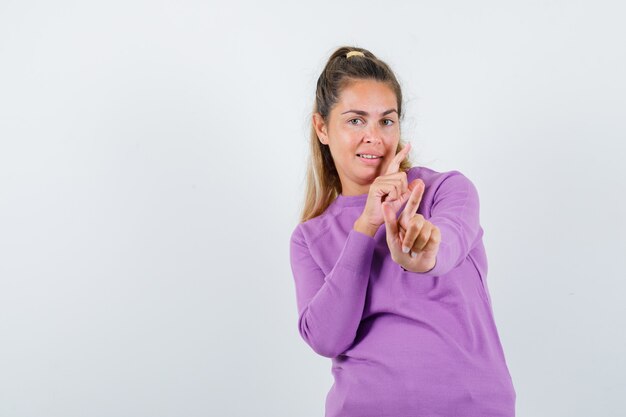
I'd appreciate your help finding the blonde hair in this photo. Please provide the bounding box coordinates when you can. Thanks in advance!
[299,46,411,222]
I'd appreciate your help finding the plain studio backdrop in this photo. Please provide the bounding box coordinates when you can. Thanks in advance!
[1,1,625,416]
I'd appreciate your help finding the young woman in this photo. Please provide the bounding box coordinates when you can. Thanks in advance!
[289,46,516,417]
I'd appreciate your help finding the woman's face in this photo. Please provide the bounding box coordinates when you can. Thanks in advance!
[313,79,401,196]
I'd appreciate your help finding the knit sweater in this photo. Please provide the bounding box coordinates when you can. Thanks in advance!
[289,166,516,417]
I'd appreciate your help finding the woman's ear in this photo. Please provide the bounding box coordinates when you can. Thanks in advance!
[312,113,328,145]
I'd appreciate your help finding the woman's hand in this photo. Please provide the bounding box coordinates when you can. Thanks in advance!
[381,180,441,273]
[353,144,413,237]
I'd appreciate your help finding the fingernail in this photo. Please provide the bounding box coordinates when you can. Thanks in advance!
[411,251,417,258]
[402,246,410,254]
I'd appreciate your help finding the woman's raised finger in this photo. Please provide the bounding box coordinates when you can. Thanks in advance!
[384,142,411,176]
[400,179,424,226]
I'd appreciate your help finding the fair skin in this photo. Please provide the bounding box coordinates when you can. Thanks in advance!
[313,79,441,273]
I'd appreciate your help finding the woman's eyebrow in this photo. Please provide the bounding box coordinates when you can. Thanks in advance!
[340,109,398,116]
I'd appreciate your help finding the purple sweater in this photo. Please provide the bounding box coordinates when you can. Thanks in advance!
[289,166,516,417]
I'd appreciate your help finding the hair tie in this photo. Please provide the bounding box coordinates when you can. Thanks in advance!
[346,51,365,58]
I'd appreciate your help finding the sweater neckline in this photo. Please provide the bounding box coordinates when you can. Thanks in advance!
[334,192,368,207]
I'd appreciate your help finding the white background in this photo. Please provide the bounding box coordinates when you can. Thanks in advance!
[1,1,625,416]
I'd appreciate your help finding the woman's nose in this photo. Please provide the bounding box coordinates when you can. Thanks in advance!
[364,124,383,143]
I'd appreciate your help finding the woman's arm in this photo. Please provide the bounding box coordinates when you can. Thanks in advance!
[289,227,376,358]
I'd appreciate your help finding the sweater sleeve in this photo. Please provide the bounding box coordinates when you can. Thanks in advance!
[410,173,483,277]
[289,227,376,358]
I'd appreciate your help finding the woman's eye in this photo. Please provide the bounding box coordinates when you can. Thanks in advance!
[348,118,363,126]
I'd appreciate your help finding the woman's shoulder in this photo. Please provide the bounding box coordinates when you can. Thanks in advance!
[407,165,479,199]
[290,207,335,247]
[407,165,469,184]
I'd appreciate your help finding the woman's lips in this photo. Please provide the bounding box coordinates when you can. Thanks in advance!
[356,154,383,164]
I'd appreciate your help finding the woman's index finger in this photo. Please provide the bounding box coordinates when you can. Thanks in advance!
[401,179,424,223]
[384,142,411,175]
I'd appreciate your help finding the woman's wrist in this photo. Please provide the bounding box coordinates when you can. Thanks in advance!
[353,217,378,237]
